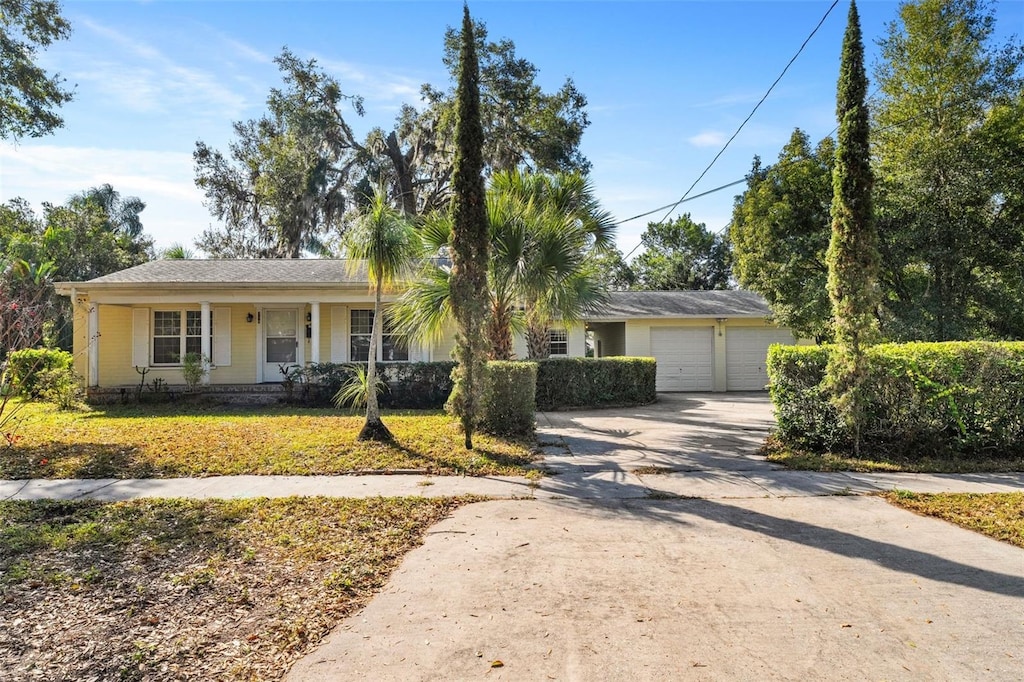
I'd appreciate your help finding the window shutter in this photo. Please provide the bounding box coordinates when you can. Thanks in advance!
[132,308,150,368]
[330,306,347,362]
[213,307,231,366]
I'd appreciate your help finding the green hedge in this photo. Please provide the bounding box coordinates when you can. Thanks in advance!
[768,342,1024,456]
[4,348,74,397]
[306,361,456,409]
[534,357,657,411]
[480,361,537,436]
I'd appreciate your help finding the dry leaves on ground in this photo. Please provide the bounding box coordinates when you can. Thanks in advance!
[0,496,477,680]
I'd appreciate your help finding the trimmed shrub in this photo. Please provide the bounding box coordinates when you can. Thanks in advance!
[534,357,657,411]
[767,345,843,450]
[768,341,1024,457]
[306,361,456,409]
[480,361,537,436]
[4,348,74,398]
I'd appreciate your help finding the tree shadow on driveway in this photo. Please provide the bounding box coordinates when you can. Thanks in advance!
[552,494,1024,600]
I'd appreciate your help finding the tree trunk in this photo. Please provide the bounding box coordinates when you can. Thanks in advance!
[359,283,393,442]
[359,414,394,442]
[525,320,550,359]
[385,131,418,217]
[485,302,513,360]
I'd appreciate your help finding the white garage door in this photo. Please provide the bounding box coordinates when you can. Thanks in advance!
[650,327,714,392]
[726,327,796,391]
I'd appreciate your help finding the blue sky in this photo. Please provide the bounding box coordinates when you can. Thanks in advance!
[2,0,1021,259]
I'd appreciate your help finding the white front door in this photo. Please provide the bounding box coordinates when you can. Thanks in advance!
[263,308,300,381]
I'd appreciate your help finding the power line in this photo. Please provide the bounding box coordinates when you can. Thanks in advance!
[621,0,841,260]
[615,178,748,225]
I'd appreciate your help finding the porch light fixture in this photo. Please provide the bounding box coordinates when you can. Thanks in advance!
[246,312,254,323]
[715,317,727,336]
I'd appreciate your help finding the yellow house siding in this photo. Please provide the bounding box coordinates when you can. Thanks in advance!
[97,305,135,385]
[71,300,89,381]
[214,305,256,384]
[92,304,259,386]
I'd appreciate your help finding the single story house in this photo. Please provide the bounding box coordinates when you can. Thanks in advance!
[54,259,801,394]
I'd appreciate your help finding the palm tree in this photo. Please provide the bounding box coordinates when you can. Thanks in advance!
[394,169,614,360]
[342,187,422,441]
[490,170,615,359]
[161,243,195,259]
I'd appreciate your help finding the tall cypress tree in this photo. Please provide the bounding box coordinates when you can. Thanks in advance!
[447,4,490,449]
[825,0,881,456]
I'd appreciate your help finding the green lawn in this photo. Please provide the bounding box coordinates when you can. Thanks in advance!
[762,437,1024,474]
[0,401,536,478]
[0,496,478,680]
[882,491,1024,548]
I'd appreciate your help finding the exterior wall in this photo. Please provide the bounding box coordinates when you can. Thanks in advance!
[568,326,587,357]
[71,299,89,382]
[97,305,134,385]
[223,305,257,383]
[96,303,258,386]
[83,292,790,387]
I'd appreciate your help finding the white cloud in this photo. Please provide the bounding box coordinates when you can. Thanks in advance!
[313,56,424,104]
[688,130,728,148]
[690,91,765,109]
[0,144,212,249]
[222,36,274,65]
[75,17,249,119]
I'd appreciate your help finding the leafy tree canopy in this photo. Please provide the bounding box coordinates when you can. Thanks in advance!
[631,214,731,292]
[1,186,153,349]
[195,23,591,257]
[730,130,836,342]
[0,0,74,140]
[194,48,366,258]
[873,0,1024,340]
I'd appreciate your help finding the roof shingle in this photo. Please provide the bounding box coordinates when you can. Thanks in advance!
[589,290,771,319]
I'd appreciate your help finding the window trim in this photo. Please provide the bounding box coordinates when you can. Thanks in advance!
[549,328,569,356]
[349,308,409,363]
[151,309,212,367]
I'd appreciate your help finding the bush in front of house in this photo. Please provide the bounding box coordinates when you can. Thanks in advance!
[307,361,457,409]
[534,357,657,411]
[767,341,1024,457]
[4,348,75,398]
[480,361,537,436]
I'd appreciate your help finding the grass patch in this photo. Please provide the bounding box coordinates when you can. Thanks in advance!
[632,466,677,475]
[882,491,1024,548]
[644,490,696,500]
[761,436,1024,474]
[0,401,535,478]
[0,496,479,679]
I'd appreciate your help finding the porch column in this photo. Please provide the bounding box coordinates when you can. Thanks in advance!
[310,301,321,364]
[87,304,99,387]
[200,301,211,385]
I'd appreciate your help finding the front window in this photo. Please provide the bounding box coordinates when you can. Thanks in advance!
[549,329,568,356]
[153,310,209,365]
[350,309,408,362]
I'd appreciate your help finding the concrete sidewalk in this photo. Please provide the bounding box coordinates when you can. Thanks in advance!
[6,394,1022,502]
[3,469,1023,502]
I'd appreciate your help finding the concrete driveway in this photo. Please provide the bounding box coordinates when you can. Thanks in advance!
[287,394,1024,681]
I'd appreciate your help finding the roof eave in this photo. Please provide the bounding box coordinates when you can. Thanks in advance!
[54,280,372,296]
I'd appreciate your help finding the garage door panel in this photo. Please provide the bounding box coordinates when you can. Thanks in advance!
[726,328,795,391]
[651,327,714,392]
